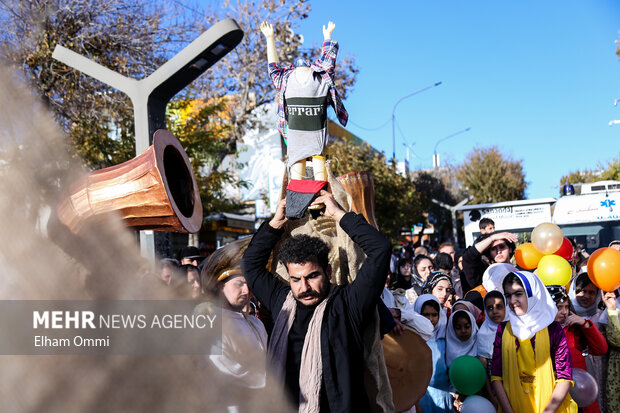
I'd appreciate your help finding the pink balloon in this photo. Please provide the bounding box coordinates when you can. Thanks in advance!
[569,368,598,407]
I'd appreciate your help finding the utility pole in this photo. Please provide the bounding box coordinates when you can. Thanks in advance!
[432,196,473,244]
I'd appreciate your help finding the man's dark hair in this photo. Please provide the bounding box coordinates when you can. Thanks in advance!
[479,218,495,230]
[279,235,330,272]
[434,253,454,271]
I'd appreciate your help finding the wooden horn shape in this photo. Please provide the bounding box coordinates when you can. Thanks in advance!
[336,171,378,229]
[56,129,202,234]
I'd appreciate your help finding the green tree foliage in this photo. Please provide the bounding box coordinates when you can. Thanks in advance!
[325,136,425,240]
[456,146,527,203]
[166,98,248,215]
[0,0,194,169]
[560,153,620,188]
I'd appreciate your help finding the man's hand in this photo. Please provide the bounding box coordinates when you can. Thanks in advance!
[311,190,346,222]
[260,21,274,38]
[322,21,335,40]
[603,291,617,311]
[269,199,287,229]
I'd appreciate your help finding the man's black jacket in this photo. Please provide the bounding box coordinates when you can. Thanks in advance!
[241,212,391,412]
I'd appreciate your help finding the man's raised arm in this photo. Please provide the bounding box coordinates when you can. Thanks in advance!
[311,191,391,324]
[241,199,289,313]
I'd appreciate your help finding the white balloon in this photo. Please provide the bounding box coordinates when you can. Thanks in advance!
[461,395,496,413]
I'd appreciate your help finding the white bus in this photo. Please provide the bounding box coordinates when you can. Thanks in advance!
[458,180,620,252]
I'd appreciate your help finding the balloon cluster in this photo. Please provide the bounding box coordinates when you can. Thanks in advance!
[514,223,572,286]
[514,222,620,291]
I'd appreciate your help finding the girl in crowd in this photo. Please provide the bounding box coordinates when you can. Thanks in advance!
[446,309,479,411]
[547,285,607,413]
[446,309,479,367]
[569,272,606,409]
[392,257,414,289]
[411,255,435,296]
[423,271,455,310]
[569,273,603,325]
[476,290,507,408]
[477,290,507,360]
[491,271,576,413]
[599,291,620,413]
[415,294,453,413]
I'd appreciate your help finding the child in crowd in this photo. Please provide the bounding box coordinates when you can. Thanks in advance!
[446,309,479,367]
[446,309,478,411]
[476,290,507,408]
[600,291,620,413]
[412,255,435,295]
[424,271,455,311]
[415,294,454,413]
[547,285,607,413]
[569,273,604,324]
[569,272,606,409]
[491,271,577,413]
[477,291,507,359]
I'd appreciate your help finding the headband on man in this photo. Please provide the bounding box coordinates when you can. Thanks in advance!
[217,269,243,283]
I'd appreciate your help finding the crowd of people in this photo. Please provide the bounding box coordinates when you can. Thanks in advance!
[155,205,620,413]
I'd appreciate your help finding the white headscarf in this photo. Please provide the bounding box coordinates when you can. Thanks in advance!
[476,291,507,359]
[482,263,518,293]
[414,294,447,340]
[452,299,482,322]
[568,273,603,322]
[446,309,479,367]
[503,270,558,340]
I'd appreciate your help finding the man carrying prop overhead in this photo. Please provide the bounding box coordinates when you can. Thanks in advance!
[241,191,391,412]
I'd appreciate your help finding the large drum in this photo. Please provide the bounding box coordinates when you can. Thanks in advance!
[382,327,433,412]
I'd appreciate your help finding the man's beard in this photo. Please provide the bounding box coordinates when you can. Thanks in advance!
[226,296,249,312]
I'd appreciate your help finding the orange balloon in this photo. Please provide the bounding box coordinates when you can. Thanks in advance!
[587,247,620,292]
[515,243,545,270]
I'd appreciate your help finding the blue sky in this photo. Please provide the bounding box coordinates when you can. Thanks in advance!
[206,0,620,200]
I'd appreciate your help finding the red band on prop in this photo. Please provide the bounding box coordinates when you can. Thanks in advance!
[286,179,327,194]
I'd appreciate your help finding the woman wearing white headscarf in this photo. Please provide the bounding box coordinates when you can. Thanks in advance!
[491,271,577,413]
[569,272,603,325]
[568,272,606,410]
[414,294,453,413]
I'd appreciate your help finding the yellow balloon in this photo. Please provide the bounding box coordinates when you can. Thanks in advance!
[531,223,564,254]
[537,255,572,286]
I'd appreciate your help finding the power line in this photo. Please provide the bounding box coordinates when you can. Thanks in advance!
[347,117,391,131]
